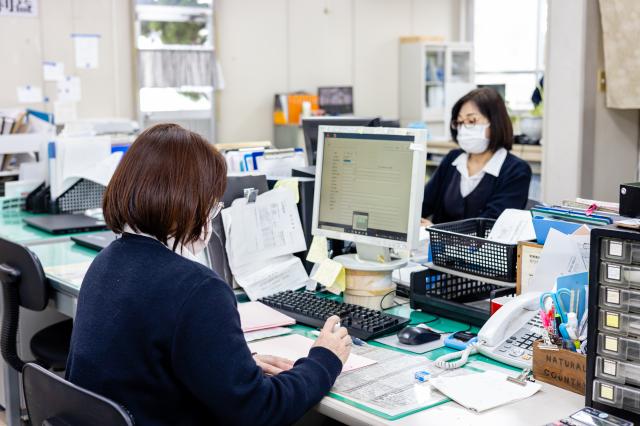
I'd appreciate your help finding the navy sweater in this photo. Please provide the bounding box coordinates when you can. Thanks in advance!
[422,149,532,224]
[66,233,342,426]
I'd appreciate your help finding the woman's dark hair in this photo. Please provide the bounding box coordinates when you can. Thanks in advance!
[449,87,513,151]
[103,123,227,250]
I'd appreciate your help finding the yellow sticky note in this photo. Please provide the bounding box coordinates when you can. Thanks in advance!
[307,236,328,264]
[312,258,345,292]
[606,312,620,329]
[274,178,300,203]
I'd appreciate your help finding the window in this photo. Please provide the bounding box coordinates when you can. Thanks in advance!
[134,0,217,141]
[473,0,547,111]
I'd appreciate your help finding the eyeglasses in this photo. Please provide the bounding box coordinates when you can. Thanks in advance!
[451,117,490,129]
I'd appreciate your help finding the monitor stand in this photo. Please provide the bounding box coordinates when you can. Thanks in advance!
[334,243,407,271]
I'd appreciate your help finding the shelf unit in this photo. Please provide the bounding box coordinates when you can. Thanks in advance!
[399,37,475,139]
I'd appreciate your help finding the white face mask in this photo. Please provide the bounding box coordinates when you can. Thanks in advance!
[457,124,490,154]
[186,223,214,257]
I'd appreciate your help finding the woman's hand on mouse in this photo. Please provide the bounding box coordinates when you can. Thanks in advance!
[312,315,352,365]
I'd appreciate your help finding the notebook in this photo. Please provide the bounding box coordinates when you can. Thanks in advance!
[238,302,295,333]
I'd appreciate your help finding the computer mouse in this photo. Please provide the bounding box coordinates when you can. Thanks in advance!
[397,326,440,345]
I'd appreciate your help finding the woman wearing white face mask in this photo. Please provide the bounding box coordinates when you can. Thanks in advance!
[67,124,351,425]
[421,88,532,225]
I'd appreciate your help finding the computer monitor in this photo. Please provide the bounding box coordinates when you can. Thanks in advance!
[318,86,354,116]
[302,117,380,166]
[311,126,427,265]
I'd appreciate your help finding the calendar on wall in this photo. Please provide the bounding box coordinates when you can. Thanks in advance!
[0,0,38,17]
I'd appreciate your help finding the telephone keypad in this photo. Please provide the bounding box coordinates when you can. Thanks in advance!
[496,315,543,361]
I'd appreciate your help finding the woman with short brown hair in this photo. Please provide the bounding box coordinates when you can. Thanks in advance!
[66,123,350,425]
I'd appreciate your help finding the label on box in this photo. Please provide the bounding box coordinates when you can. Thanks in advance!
[603,359,618,376]
[607,264,622,281]
[599,383,615,401]
[607,288,621,305]
[609,241,623,257]
[605,335,619,352]
[605,312,620,329]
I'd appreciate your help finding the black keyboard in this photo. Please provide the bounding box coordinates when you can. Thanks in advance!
[258,291,410,340]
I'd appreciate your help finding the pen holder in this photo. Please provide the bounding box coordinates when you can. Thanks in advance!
[532,340,587,395]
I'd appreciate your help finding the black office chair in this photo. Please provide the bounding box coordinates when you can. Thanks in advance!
[23,363,134,426]
[0,237,73,372]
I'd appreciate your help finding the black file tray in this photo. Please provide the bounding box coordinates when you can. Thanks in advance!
[409,268,514,327]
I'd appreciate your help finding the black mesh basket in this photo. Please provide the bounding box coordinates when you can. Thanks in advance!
[429,218,517,282]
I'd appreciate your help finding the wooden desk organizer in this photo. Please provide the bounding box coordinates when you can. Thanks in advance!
[532,341,587,395]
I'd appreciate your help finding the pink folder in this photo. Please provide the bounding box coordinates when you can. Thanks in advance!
[238,302,296,333]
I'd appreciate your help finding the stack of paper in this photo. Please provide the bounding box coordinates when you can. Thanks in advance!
[237,302,295,332]
[221,188,310,300]
[247,334,376,373]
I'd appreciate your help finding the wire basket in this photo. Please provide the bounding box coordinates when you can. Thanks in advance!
[429,218,518,282]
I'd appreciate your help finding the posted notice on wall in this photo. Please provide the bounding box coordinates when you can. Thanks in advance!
[56,76,81,102]
[0,0,38,17]
[43,61,65,82]
[16,85,42,104]
[72,33,100,69]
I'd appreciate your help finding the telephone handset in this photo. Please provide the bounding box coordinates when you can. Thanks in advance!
[434,292,542,370]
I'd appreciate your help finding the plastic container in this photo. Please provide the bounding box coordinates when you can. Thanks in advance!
[600,286,640,313]
[596,356,640,386]
[592,380,640,414]
[601,238,640,265]
[598,310,640,337]
[597,333,640,362]
[428,218,517,282]
[600,261,640,289]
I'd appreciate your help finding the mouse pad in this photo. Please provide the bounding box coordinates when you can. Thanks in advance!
[374,329,449,354]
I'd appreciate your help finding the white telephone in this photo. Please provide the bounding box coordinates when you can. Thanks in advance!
[434,292,542,370]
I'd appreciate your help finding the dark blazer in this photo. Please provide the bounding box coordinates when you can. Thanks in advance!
[66,233,342,426]
[422,149,532,224]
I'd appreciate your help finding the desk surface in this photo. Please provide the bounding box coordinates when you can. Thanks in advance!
[0,211,100,245]
[7,216,584,425]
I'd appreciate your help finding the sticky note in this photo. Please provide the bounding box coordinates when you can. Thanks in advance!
[312,258,345,293]
[605,312,620,329]
[599,383,614,401]
[606,288,621,305]
[306,236,328,264]
[609,241,623,257]
[603,359,618,376]
[605,335,619,352]
[607,264,621,281]
[274,178,299,203]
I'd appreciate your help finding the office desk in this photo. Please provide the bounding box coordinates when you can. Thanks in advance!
[6,239,584,426]
[0,211,102,246]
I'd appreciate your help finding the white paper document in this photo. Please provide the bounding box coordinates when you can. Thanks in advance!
[244,327,291,343]
[72,34,100,69]
[528,228,588,293]
[50,136,118,199]
[16,85,42,104]
[233,255,308,301]
[488,209,536,244]
[222,188,307,271]
[248,334,377,373]
[57,76,82,102]
[430,370,541,412]
[43,61,65,81]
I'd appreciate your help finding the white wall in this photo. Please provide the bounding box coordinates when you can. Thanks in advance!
[0,0,135,119]
[542,0,639,204]
[216,0,461,143]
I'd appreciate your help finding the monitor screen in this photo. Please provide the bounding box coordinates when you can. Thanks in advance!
[302,117,379,166]
[318,86,354,115]
[316,132,416,242]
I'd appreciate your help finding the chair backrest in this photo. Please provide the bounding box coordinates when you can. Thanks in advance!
[23,363,134,426]
[0,238,49,371]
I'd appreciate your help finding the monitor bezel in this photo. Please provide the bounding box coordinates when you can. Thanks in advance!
[311,125,427,251]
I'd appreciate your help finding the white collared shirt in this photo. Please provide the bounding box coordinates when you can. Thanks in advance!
[452,148,508,198]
